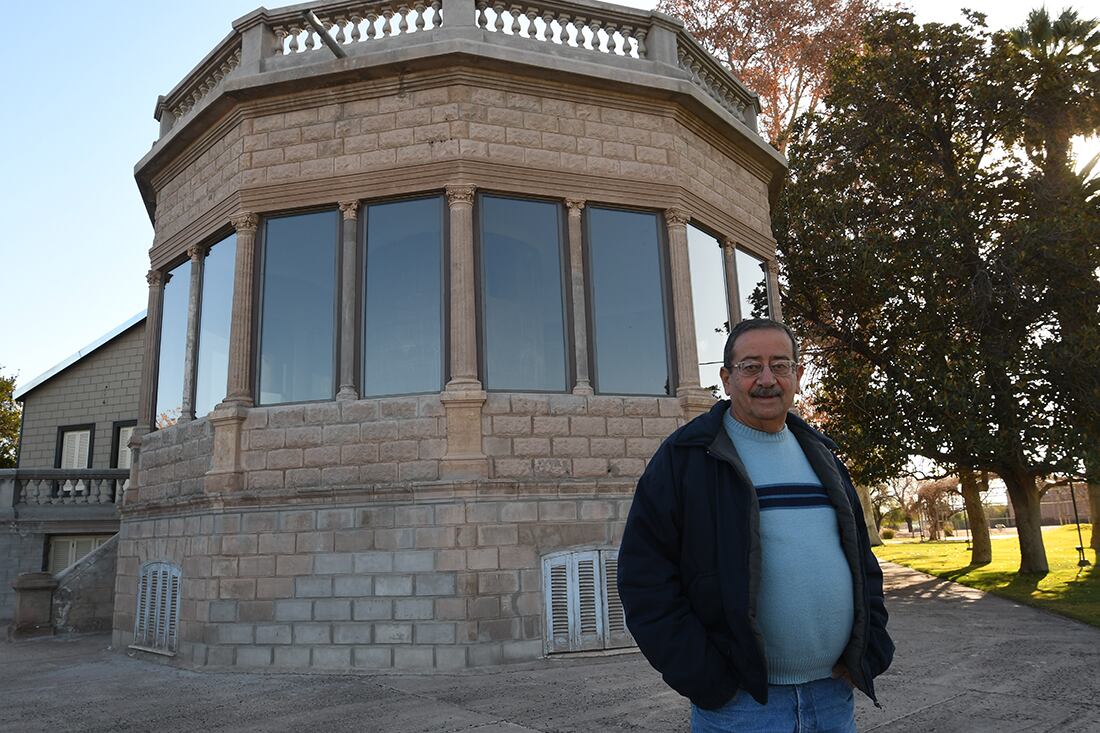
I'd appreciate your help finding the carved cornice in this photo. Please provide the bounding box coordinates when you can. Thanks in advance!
[230,212,259,234]
[664,207,691,226]
[565,198,586,213]
[146,269,164,288]
[445,185,476,206]
[339,200,360,220]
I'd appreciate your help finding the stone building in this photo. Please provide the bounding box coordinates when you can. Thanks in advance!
[112,0,786,670]
[1,314,143,623]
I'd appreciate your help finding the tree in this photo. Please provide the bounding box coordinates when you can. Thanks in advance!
[0,369,20,468]
[656,0,876,152]
[777,11,1078,573]
[1006,8,1100,553]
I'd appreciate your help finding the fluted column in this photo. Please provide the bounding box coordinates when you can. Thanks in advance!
[765,259,783,321]
[221,212,259,407]
[665,208,713,418]
[179,243,208,422]
[337,201,360,400]
[440,184,487,480]
[565,199,593,396]
[721,237,742,327]
[127,268,166,500]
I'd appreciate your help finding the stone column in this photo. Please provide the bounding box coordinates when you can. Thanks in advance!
[665,208,712,418]
[721,237,741,327]
[179,243,208,422]
[565,199,593,396]
[337,201,360,401]
[205,212,258,493]
[440,184,487,480]
[765,259,784,321]
[126,268,165,502]
[221,212,259,407]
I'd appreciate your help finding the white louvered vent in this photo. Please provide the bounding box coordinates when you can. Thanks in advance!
[542,548,633,654]
[133,562,182,655]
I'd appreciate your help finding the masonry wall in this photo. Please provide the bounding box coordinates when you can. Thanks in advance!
[53,535,119,632]
[0,530,48,622]
[18,323,144,468]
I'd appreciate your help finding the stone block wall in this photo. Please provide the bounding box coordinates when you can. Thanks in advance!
[17,322,144,469]
[53,534,118,632]
[136,419,215,503]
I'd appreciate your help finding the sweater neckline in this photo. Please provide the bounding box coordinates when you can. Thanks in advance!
[723,410,790,443]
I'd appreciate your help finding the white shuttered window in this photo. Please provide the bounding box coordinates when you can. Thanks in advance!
[116,425,135,469]
[543,548,633,654]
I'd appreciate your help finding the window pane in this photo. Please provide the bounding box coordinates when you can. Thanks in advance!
[736,249,770,320]
[364,197,443,396]
[687,225,728,390]
[195,233,236,417]
[155,259,190,426]
[480,196,567,391]
[258,211,338,404]
[587,208,669,395]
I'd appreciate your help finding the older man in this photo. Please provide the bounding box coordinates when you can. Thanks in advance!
[618,318,893,733]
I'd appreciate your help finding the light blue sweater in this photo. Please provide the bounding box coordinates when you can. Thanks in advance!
[723,411,855,685]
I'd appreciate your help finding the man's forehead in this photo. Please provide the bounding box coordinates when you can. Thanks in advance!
[731,328,795,360]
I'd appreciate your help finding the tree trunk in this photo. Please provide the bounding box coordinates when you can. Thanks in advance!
[904,515,914,533]
[959,468,992,565]
[855,484,882,546]
[1001,467,1048,574]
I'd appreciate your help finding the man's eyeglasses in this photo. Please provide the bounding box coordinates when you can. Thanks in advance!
[726,360,798,378]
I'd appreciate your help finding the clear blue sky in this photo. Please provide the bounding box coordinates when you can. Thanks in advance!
[1,0,1090,389]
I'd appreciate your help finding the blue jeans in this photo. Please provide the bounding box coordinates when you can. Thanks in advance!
[691,677,856,733]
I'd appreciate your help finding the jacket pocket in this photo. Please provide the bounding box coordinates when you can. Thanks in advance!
[687,572,724,628]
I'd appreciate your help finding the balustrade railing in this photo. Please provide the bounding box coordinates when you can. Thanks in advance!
[0,469,129,509]
[157,0,760,136]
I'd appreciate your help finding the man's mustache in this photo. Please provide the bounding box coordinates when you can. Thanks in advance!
[750,387,782,398]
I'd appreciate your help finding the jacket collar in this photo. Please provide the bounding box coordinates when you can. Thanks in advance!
[672,399,839,452]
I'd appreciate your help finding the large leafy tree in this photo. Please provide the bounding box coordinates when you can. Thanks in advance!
[777,11,1081,573]
[0,370,20,468]
[1006,8,1100,552]
[656,0,876,152]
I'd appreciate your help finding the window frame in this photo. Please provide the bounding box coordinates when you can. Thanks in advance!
[192,227,238,419]
[54,423,95,469]
[474,191,574,394]
[151,255,192,429]
[254,206,342,406]
[582,203,676,397]
[359,192,449,398]
[110,420,138,469]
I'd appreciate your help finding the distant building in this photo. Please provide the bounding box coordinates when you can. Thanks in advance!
[0,314,144,622]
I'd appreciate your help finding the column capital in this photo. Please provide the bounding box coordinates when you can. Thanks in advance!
[146,269,164,288]
[339,200,360,220]
[231,212,259,234]
[187,242,209,262]
[664,207,691,226]
[565,198,586,213]
[445,185,476,206]
[764,259,779,275]
[719,236,736,251]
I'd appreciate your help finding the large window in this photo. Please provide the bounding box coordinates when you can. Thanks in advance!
[479,195,568,392]
[363,197,444,396]
[194,234,236,416]
[155,260,191,426]
[258,210,339,404]
[687,225,728,390]
[736,249,770,320]
[586,207,670,395]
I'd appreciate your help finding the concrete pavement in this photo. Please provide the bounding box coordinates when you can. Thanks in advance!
[1,562,1097,732]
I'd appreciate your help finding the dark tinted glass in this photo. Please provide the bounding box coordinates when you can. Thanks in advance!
[587,208,669,395]
[258,211,338,404]
[363,197,443,396]
[155,259,191,427]
[687,225,727,390]
[195,233,236,417]
[480,196,567,391]
[736,249,770,320]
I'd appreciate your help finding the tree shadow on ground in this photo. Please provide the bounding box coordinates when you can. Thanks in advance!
[942,562,991,582]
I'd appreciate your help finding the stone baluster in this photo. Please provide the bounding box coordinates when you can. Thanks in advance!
[179,243,208,422]
[337,201,360,401]
[721,237,741,327]
[440,184,487,480]
[565,199,593,396]
[765,259,783,321]
[665,208,712,417]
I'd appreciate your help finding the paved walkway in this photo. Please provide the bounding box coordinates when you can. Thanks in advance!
[1,563,1098,732]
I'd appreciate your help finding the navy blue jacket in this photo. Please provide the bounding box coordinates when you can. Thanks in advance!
[617,400,894,709]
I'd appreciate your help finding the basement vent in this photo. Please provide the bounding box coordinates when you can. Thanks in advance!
[132,562,181,655]
[542,548,633,654]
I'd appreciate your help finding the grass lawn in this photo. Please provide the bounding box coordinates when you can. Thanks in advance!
[874,525,1100,628]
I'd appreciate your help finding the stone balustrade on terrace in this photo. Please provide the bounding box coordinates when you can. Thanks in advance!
[153,0,761,142]
[0,469,129,517]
